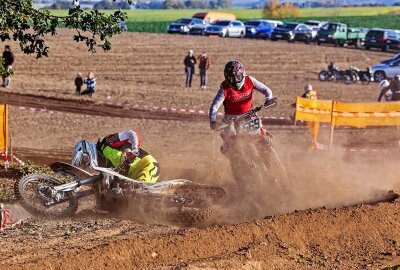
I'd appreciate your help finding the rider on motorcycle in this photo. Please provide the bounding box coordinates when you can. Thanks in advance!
[209,60,273,131]
[209,60,274,154]
[72,130,160,183]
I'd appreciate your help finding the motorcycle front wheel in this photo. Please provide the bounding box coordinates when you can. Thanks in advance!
[15,173,78,217]
[318,71,328,81]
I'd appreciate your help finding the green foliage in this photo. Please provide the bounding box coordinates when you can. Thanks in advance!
[263,0,300,18]
[14,160,50,177]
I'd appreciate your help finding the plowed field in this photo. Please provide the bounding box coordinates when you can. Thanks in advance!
[1,30,400,270]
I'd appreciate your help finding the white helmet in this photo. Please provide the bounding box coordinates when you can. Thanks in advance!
[380,79,390,89]
[71,140,99,168]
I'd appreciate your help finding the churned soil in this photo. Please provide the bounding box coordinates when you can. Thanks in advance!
[0,30,400,269]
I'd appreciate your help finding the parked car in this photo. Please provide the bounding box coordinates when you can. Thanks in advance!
[190,12,236,35]
[167,18,204,34]
[381,53,400,65]
[370,59,400,82]
[244,19,283,39]
[304,20,327,40]
[386,30,400,51]
[118,20,128,31]
[204,20,246,38]
[270,22,313,44]
[317,22,366,48]
[365,28,393,51]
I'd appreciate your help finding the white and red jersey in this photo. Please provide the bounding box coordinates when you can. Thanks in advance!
[209,76,273,123]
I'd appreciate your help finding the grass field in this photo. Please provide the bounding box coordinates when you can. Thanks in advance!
[50,6,400,33]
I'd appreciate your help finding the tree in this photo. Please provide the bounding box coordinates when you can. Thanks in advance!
[163,0,185,9]
[0,0,136,76]
[217,0,232,8]
[263,0,300,19]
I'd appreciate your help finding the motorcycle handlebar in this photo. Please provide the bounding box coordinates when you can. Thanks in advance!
[216,97,277,131]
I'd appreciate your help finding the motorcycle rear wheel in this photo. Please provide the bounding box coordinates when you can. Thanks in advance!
[15,173,78,217]
[132,190,214,226]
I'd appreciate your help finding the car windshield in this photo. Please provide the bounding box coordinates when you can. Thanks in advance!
[282,23,297,30]
[367,30,384,38]
[175,18,192,24]
[213,21,230,26]
[245,21,261,26]
[321,24,338,31]
[305,22,319,26]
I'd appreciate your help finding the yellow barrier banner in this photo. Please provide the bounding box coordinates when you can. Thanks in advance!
[295,97,333,123]
[332,102,400,127]
[0,105,8,151]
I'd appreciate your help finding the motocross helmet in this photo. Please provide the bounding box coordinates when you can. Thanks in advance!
[224,60,245,90]
[380,79,390,89]
[71,140,99,168]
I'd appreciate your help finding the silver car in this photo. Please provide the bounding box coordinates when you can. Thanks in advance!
[370,59,400,82]
[205,20,246,38]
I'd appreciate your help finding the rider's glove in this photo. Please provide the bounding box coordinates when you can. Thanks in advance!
[265,98,277,107]
[210,121,217,130]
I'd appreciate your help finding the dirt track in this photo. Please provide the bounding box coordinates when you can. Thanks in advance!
[1,30,400,269]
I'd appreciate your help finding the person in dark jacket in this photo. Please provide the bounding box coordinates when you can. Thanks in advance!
[74,73,84,95]
[2,45,15,88]
[183,50,196,87]
[197,52,210,89]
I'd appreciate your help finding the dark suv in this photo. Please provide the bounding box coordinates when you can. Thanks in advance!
[365,29,392,51]
[386,30,400,51]
[271,22,313,43]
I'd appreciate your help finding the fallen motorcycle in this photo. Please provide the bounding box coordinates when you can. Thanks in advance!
[14,161,225,225]
[348,66,372,85]
[216,98,290,192]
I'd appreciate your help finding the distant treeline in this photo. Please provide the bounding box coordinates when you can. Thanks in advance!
[45,0,400,10]
[46,0,233,10]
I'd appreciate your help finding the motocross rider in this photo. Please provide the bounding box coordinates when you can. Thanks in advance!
[209,60,274,152]
[377,75,400,102]
[377,79,392,102]
[97,130,160,183]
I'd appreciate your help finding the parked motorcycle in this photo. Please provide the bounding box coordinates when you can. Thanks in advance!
[318,63,357,84]
[348,66,372,85]
[14,161,226,225]
[216,98,289,192]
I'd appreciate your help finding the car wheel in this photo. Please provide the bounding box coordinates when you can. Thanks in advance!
[374,71,386,82]
[239,32,244,39]
[317,41,321,45]
[305,37,311,44]
[382,44,389,52]
[365,46,370,50]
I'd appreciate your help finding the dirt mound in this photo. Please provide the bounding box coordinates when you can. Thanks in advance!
[2,199,400,270]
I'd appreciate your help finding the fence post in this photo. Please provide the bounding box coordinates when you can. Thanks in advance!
[329,100,336,149]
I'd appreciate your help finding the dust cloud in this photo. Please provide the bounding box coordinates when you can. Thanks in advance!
[187,134,400,226]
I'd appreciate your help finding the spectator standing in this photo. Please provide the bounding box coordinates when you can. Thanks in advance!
[302,84,323,150]
[2,45,15,88]
[81,72,96,97]
[74,73,84,95]
[183,50,196,87]
[197,52,210,89]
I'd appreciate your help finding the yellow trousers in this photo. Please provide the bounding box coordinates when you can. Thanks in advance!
[307,121,320,146]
